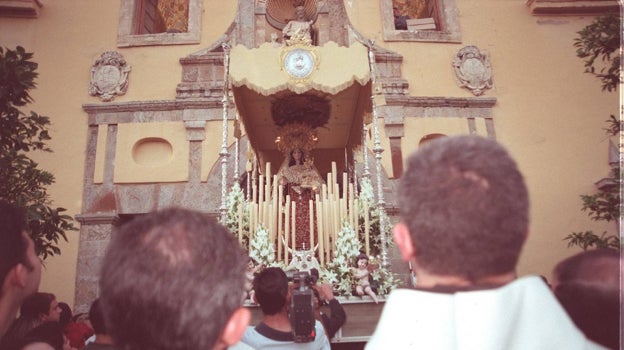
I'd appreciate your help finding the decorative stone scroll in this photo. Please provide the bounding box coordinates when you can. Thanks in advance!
[89,51,131,102]
[452,46,492,96]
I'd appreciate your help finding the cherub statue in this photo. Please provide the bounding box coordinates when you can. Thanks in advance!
[246,257,263,302]
[351,253,378,303]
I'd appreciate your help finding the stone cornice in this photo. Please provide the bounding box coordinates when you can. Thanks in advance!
[385,96,497,108]
[75,212,120,226]
[83,99,223,113]
[527,0,619,15]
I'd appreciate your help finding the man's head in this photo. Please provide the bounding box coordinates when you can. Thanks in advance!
[253,267,289,316]
[552,248,620,289]
[99,207,250,350]
[394,135,529,283]
[57,302,72,328]
[0,201,41,303]
[88,298,107,335]
[551,249,621,349]
[20,292,60,323]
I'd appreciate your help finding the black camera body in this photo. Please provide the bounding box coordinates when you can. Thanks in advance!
[288,271,317,343]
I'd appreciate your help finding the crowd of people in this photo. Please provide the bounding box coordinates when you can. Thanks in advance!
[1,135,620,350]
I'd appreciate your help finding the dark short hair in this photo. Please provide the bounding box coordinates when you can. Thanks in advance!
[355,253,368,265]
[57,302,72,328]
[553,248,620,287]
[0,200,30,287]
[88,298,107,335]
[553,249,621,349]
[253,267,288,315]
[20,292,56,320]
[99,207,247,350]
[397,136,529,281]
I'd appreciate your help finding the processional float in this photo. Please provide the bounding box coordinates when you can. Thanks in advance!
[215,30,392,285]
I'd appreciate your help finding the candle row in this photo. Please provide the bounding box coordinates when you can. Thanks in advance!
[239,161,372,266]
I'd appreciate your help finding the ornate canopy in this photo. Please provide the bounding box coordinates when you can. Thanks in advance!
[230,41,371,171]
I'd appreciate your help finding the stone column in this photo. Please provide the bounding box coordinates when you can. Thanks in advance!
[73,213,119,313]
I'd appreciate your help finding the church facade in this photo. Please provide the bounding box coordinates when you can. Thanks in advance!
[0,0,619,325]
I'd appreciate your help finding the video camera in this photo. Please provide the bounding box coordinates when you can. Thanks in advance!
[287,270,318,343]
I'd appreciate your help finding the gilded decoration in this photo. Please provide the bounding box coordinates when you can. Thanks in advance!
[89,51,131,102]
[281,46,319,80]
[275,123,318,153]
[452,45,493,96]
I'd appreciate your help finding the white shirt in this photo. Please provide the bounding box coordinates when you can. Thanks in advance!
[242,320,330,350]
[366,275,606,350]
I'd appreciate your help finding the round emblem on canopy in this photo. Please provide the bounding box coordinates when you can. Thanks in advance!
[283,48,316,79]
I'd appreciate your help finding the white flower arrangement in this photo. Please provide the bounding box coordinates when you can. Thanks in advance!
[249,224,276,267]
[322,221,361,296]
[225,182,250,246]
[369,256,401,296]
[357,177,393,257]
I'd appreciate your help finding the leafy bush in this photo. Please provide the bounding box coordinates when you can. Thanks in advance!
[0,46,76,259]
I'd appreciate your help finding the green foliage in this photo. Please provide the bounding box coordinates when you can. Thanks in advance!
[564,167,623,250]
[564,161,621,251]
[604,114,621,136]
[564,15,622,252]
[564,231,622,250]
[579,169,620,223]
[573,13,621,92]
[0,46,76,259]
[369,255,402,296]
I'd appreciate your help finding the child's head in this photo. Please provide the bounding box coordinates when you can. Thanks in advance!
[356,253,369,268]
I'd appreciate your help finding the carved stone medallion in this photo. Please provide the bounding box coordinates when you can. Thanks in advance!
[89,51,131,102]
[453,46,492,96]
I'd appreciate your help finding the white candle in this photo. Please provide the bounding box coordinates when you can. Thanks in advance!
[364,201,370,256]
[249,203,255,252]
[284,195,290,265]
[291,201,296,250]
[265,163,271,202]
[258,175,264,225]
[333,199,339,245]
[309,199,314,249]
[238,203,243,244]
[332,162,337,191]
[278,185,283,260]
[268,203,274,244]
[252,182,257,205]
[316,196,324,266]
[342,172,348,199]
